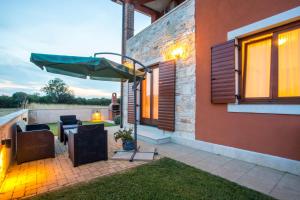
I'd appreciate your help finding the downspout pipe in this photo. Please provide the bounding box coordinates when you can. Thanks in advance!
[120,1,125,128]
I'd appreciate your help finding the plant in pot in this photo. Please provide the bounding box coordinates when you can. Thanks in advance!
[114,128,135,151]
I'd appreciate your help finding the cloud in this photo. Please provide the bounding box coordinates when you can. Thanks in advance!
[69,86,118,98]
[0,80,40,92]
[0,80,119,98]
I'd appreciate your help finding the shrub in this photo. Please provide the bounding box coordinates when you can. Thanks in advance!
[114,115,121,125]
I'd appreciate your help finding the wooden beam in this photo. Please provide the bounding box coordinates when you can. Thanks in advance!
[132,0,154,4]
[111,0,161,22]
[133,3,161,21]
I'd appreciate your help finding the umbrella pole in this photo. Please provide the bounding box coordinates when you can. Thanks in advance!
[129,61,138,162]
[92,52,157,161]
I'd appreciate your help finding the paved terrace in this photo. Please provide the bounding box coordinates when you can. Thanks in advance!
[0,126,299,200]
[0,127,146,200]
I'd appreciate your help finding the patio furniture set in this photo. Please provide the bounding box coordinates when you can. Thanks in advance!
[16,115,108,167]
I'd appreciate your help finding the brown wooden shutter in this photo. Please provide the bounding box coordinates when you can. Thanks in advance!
[211,39,236,103]
[127,82,135,124]
[158,60,176,131]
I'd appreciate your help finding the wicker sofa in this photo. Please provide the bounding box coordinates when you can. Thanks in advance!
[68,124,108,167]
[16,122,55,164]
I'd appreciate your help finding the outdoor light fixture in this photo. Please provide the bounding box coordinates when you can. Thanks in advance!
[0,147,5,182]
[164,44,186,60]
[92,111,101,122]
[162,36,191,60]
[171,47,184,58]
[0,148,3,171]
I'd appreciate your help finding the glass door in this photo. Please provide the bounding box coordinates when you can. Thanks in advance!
[141,66,159,126]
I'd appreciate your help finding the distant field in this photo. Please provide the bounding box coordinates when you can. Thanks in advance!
[0,108,20,117]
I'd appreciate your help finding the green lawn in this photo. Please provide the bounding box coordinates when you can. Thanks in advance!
[0,108,20,117]
[48,121,116,136]
[30,158,274,200]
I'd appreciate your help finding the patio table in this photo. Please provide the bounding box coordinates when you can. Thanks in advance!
[63,124,78,129]
[63,126,78,145]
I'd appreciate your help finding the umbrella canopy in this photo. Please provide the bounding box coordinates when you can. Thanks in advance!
[30,53,144,82]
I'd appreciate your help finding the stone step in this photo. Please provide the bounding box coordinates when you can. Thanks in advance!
[137,126,171,144]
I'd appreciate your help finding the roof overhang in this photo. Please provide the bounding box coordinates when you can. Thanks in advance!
[112,0,184,22]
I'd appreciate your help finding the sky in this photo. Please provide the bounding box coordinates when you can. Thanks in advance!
[0,0,150,98]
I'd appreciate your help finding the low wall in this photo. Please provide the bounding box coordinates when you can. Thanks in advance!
[0,109,28,184]
[28,107,109,124]
[0,109,20,117]
[27,103,107,110]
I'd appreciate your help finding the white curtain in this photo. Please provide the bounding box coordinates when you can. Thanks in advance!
[142,73,151,118]
[278,28,300,97]
[152,68,159,120]
[245,39,271,98]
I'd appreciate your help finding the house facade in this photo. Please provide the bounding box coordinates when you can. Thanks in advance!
[115,0,300,175]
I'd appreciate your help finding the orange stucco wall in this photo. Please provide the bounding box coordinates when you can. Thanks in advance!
[195,0,300,161]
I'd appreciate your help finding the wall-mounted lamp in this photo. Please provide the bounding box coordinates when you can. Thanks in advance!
[0,148,4,180]
[162,38,190,61]
[171,47,184,59]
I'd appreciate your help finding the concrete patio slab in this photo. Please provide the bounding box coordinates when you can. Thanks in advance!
[190,154,232,173]
[112,146,157,161]
[133,152,155,161]
[213,159,255,181]
[270,173,300,200]
[236,165,284,194]
[174,150,213,165]
[156,143,197,159]
[111,151,134,160]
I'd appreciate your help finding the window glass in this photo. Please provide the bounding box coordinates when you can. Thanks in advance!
[142,73,151,118]
[278,28,300,97]
[245,39,272,98]
[152,68,159,119]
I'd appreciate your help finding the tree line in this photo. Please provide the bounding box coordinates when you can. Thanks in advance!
[0,78,116,108]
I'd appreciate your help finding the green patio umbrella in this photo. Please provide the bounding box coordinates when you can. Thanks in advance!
[30,52,154,161]
[30,53,144,82]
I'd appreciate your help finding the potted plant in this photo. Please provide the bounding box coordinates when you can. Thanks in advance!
[114,128,135,151]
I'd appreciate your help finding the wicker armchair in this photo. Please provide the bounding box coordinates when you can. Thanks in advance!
[68,124,108,167]
[58,115,82,143]
[16,123,55,164]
